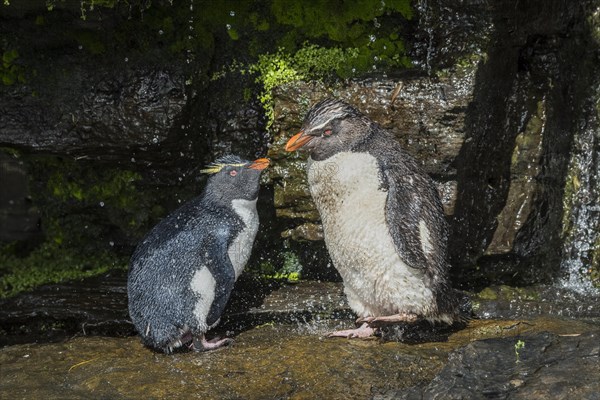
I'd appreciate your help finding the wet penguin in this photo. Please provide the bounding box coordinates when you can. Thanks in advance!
[285,99,459,338]
[127,155,269,353]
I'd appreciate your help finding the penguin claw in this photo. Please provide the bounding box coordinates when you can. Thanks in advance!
[326,323,376,339]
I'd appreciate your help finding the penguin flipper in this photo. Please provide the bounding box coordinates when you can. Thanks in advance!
[203,229,237,328]
[381,164,448,272]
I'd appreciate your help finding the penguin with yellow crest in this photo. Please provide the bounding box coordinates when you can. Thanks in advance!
[128,155,269,353]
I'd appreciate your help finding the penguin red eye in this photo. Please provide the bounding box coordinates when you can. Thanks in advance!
[323,129,332,136]
[229,170,237,177]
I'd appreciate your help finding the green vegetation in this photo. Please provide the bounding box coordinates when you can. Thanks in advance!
[0,155,154,298]
[514,339,525,363]
[0,242,126,298]
[248,45,360,128]
[1,49,26,85]
[253,251,303,283]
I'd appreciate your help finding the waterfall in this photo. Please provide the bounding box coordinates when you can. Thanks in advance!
[560,93,600,292]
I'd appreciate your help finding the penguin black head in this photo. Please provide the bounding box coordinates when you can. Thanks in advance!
[285,98,373,160]
[201,155,269,203]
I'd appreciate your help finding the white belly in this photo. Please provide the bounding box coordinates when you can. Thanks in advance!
[228,198,259,279]
[308,152,435,317]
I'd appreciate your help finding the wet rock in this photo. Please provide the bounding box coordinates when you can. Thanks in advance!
[0,270,133,347]
[472,285,600,322]
[386,331,600,400]
[0,151,40,241]
[0,327,448,399]
[411,0,493,71]
[281,222,324,242]
[0,272,350,347]
[1,315,598,399]
[449,0,600,287]
[0,66,187,155]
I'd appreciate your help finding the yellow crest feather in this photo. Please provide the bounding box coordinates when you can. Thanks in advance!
[200,162,246,175]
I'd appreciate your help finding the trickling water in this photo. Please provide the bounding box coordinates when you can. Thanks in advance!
[560,98,600,293]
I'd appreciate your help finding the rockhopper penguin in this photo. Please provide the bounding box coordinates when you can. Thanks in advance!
[285,99,460,338]
[127,155,269,353]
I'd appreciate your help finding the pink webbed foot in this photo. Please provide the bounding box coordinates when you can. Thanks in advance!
[327,322,377,339]
[191,335,233,352]
[356,313,419,328]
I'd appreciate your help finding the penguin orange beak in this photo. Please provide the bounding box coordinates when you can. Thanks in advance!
[285,131,313,152]
[248,158,270,170]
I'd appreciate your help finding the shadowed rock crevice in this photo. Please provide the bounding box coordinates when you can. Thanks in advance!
[449,0,599,289]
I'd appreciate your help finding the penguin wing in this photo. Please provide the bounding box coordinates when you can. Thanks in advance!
[203,225,237,327]
[380,163,447,271]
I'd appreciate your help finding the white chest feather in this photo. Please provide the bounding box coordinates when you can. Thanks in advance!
[307,152,434,317]
[190,266,216,330]
[228,198,259,279]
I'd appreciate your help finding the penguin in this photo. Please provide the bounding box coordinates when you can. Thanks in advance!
[127,155,269,353]
[285,98,460,338]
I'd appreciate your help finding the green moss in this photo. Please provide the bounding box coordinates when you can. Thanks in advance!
[477,286,543,302]
[247,44,361,129]
[477,287,498,300]
[1,48,26,85]
[47,168,141,210]
[0,155,159,297]
[0,242,126,298]
[250,251,303,282]
[72,30,106,55]
[271,0,412,42]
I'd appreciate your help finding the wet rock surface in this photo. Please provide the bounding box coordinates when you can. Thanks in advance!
[384,331,600,400]
[2,275,600,399]
[1,312,598,399]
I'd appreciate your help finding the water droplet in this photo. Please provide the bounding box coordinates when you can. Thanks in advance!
[158,29,164,35]
[109,241,115,246]
[226,24,232,30]
[152,137,159,144]
[229,10,235,16]
[99,201,105,207]
[124,57,128,62]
